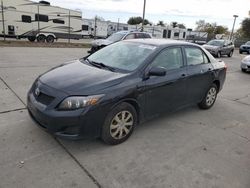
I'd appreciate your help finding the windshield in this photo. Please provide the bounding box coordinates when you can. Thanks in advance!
[207,40,224,46]
[107,33,126,42]
[246,41,250,45]
[87,41,157,71]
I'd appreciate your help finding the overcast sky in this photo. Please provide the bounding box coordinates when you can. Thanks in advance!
[39,0,249,30]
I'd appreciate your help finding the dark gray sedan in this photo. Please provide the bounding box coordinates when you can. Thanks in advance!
[28,39,227,145]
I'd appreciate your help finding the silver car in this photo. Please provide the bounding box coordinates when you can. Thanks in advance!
[203,39,234,58]
[241,55,250,72]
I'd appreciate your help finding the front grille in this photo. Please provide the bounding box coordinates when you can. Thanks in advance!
[243,47,250,49]
[35,92,55,106]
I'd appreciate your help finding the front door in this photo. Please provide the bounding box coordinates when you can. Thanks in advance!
[144,47,187,118]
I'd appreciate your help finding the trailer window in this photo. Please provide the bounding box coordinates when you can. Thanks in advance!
[174,32,179,37]
[53,19,65,24]
[22,15,31,23]
[82,25,89,31]
[35,14,48,22]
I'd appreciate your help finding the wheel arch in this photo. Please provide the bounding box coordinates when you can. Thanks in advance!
[111,98,141,124]
[213,80,220,91]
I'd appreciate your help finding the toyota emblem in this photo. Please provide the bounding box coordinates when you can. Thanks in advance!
[35,87,40,96]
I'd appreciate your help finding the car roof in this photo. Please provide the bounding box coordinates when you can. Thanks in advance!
[125,38,197,47]
[115,30,149,35]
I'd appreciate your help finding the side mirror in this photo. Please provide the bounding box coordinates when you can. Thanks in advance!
[148,67,166,77]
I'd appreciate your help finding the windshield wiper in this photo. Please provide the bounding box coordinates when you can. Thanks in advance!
[86,59,116,72]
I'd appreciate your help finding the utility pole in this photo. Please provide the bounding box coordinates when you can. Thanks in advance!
[117,18,120,31]
[1,0,6,41]
[230,15,238,41]
[142,0,146,32]
[68,10,71,43]
[37,4,40,33]
[94,16,97,38]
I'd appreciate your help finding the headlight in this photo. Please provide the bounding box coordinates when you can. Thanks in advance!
[58,94,104,111]
[242,56,250,63]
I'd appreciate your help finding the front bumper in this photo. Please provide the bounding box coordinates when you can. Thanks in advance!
[27,81,106,139]
[205,49,218,56]
[241,61,250,71]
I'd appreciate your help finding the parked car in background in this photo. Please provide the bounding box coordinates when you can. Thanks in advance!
[239,41,250,54]
[28,39,227,145]
[241,55,250,72]
[88,30,151,53]
[203,39,234,58]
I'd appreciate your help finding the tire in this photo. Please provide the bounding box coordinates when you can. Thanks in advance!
[217,51,221,58]
[228,50,233,57]
[101,102,137,145]
[28,36,36,42]
[239,51,242,54]
[46,35,55,43]
[198,84,218,110]
[37,35,46,43]
[242,68,247,73]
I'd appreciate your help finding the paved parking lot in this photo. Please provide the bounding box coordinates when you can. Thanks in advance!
[0,46,250,188]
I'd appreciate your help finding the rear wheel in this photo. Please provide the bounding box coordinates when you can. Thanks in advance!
[242,68,247,72]
[228,50,233,57]
[198,84,218,109]
[46,35,55,43]
[28,36,36,42]
[37,35,46,43]
[101,102,137,145]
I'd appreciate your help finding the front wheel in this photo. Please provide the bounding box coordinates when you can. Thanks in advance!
[198,84,218,109]
[217,51,221,58]
[228,50,233,57]
[101,102,137,145]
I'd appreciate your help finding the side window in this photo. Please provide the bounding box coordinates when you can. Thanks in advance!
[135,33,144,38]
[144,33,151,38]
[185,47,209,65]
[124,34,135,40]
[53,19,65,24]
[22,15,31,23]
[35,14,49,22]
[151,47,183,70]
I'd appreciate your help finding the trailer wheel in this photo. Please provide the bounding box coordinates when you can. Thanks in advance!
[28,36,36,42]
[37,34,46,43]
[46,35,55,43]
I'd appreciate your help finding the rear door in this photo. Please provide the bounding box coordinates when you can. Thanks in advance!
[185,46,214,104]
[144,46,187,117]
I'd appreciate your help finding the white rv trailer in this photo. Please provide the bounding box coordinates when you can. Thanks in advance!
[0,0,82,42]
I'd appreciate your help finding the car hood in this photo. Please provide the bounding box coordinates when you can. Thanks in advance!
[92,39,114,47]
[203,44,220,50]
[240,44,250,48]
[39,60,127,95]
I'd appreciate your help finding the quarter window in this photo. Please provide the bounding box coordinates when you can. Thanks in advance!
[151,47,183,70]
[22,15,31,23]
[185,47,209,65]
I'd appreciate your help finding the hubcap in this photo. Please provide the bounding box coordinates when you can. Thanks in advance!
[206,87,217,106]
[110,111,133,140]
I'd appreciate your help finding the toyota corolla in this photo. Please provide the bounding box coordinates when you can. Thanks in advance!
[27,39,227,145]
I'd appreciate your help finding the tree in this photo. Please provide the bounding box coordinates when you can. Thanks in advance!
[94,15,105,21]
[157,20,165,27]
[195,20,228,35]
[177,23,186,29]
[241,18,250,38]
[127,16,150,25]
[171,22,178,28]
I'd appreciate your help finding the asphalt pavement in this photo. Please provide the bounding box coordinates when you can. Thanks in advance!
[0,46,249,188]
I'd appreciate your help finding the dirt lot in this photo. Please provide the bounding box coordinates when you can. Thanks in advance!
[0,46,250,188]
